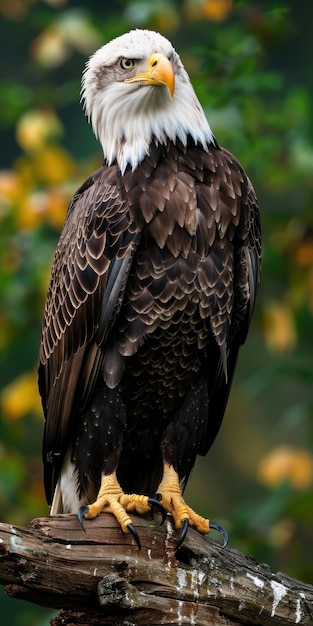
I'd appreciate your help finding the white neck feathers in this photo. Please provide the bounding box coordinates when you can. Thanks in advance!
[81,31,214,174]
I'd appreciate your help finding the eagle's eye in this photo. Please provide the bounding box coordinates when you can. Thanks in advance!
[120,58,135,70]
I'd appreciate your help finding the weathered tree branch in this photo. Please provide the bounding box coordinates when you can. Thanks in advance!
[0,514,312,625]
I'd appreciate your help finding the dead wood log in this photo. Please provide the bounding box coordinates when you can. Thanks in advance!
[0,513,312,625]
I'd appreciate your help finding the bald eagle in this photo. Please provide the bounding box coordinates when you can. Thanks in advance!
[39,29,261,549]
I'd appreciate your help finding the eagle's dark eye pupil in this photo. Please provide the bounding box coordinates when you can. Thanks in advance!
[121,58,134,70]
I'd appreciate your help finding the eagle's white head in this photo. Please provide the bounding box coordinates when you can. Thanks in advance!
[81,29,214,174]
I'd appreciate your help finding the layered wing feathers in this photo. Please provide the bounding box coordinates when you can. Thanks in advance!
[39,166,142,500]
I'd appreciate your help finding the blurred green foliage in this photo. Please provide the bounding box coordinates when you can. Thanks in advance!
[0,0,313,623]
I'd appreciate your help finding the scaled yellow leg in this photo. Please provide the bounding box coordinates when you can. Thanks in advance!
[156,462,209,534]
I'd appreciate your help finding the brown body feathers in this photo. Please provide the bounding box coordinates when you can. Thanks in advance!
[39,137,261,505]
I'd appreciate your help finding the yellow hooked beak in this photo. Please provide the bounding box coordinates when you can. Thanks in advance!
[124,53,175,99]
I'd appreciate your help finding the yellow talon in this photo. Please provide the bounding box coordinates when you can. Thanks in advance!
[157,462,210,533]
[82,472,151,534]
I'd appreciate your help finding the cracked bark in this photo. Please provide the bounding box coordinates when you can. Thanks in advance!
[0,514,312,625]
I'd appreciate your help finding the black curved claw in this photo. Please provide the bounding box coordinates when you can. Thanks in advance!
[147,497,167,525]
[77,505,89,532]
[127,523,141,550]
[210,521,229,548]
[175,518,189,551]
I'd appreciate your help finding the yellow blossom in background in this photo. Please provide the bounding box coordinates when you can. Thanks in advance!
[185,0,232,21]
[258,446,313,490]
[32,144,74,185]
[2,141,72,231]
[203,0,232,21]
[262,301,297,352]
[0,170,24,222]
[0,171,22,204]
[15,187,68,231]
[15,156,37,189]
[31,12,101,67]
[154,11,181,34]
[44,188,69,230]
[16,144,74,189]
[1,372,43,421]
[16,192,47,230]
[16,109,63,152]
[31,24,71,67]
